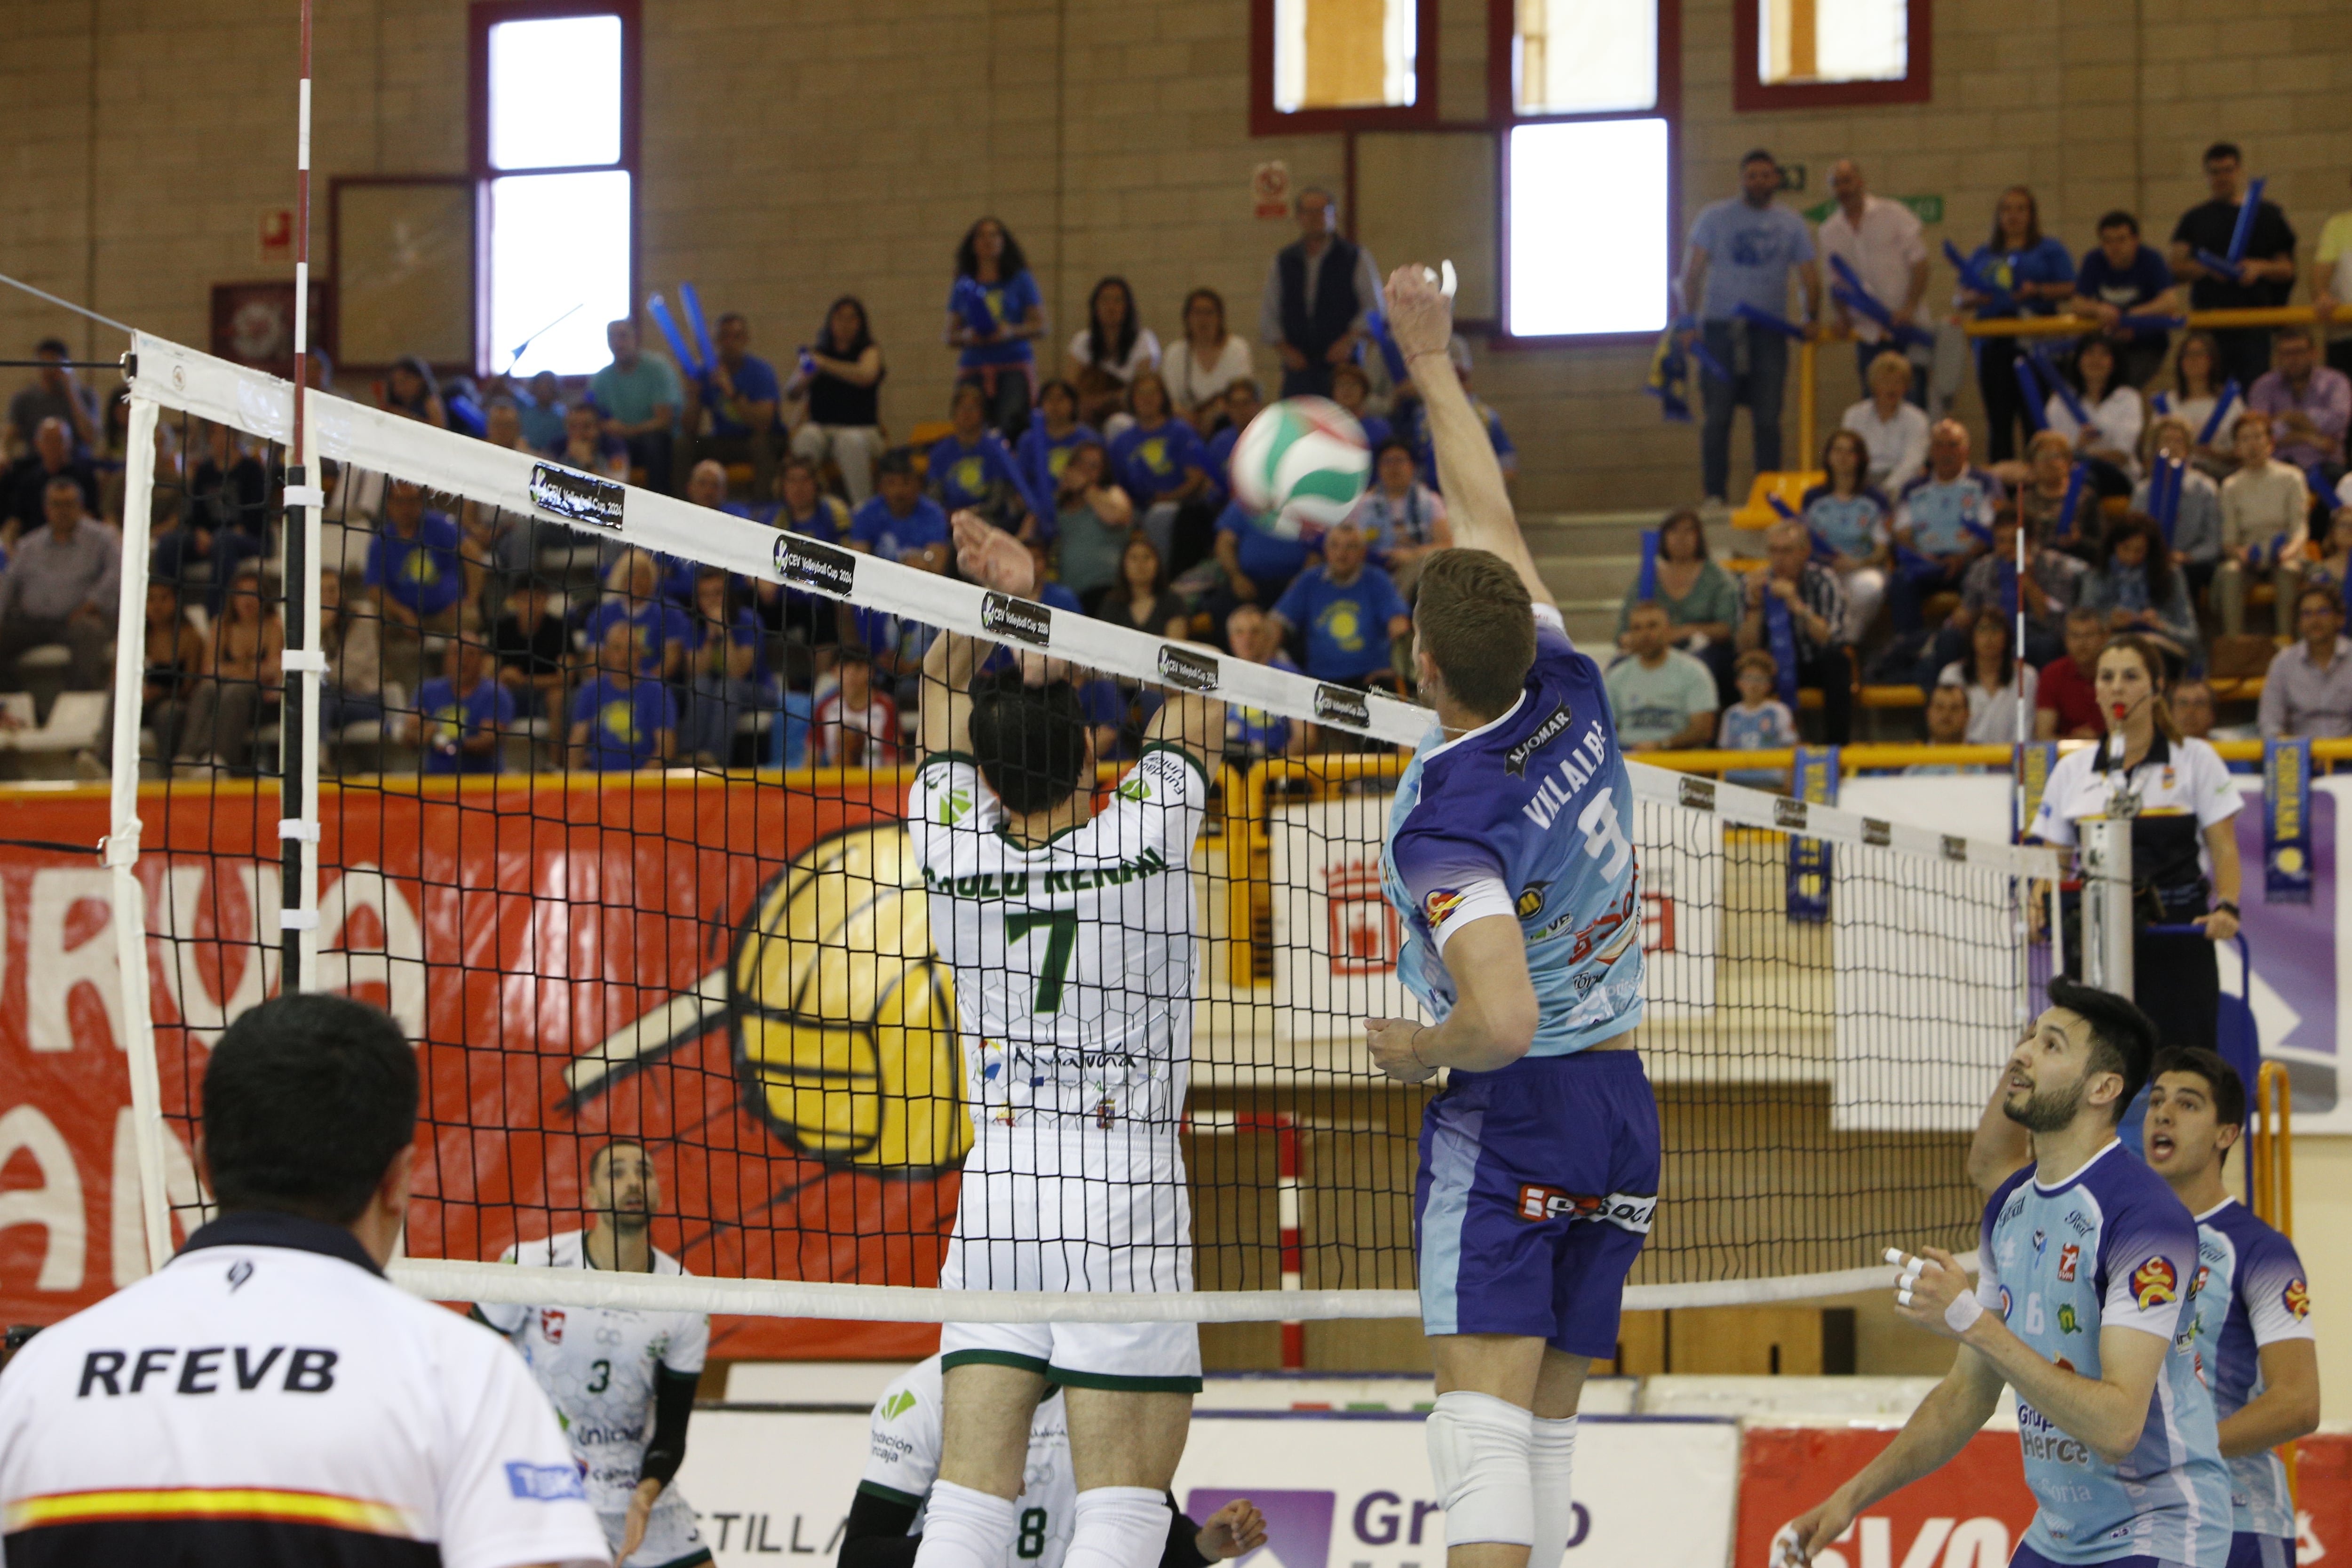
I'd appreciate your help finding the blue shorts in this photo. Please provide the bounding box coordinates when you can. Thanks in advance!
[1413,1048,1660,1358]
[2225,1536,2294,1568]
[2009,1548,2211,1568]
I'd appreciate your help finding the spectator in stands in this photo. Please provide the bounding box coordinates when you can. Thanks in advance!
[366,481,466,686]
[0,473,119,693]
[1349,437,1450,595]
[1606,600,1718,753]
[2014,430,2098,557]
[408,629,512,775]
[1269,520,1410,688]
[949,216,1047,438]
[1891,419,2000,628]
[584,549,692,682]
[2169,679,2237,763]
[1203,378,1263,506]
[2306,507,2352,598]
[139,580,206,768]
[2134,416,2224,601]
[1819,159,1930,400]
[571,619,675,772]
[2217,415,2312,637]
[847,448,951,574]
[1108,370,1210,566]
[8,339,98,456]
[2045,336,2146,492]
[679,567,766,767]
[6,416,98,533]
[1677,149,1822,509]
[1960,185,2077,464]
[1213,499,1311,612]
[2082,511,2200,661]
[683,457,752,523]
[784,296,884,506]
[1937,612,2037,745]
[1616,508,1740,688]
[2258,585,2352,740]
[812,648,898,767]
[591,318,682,495]
[1802,428,1894,645]
[2170,142,2298,390]
[1065,277,1160,434]
[773,454,852,541]
[1738,519,1851,743]
[1909,682,1981,771]
[1261,186,1383,399]
[682,311,781,499]
[2157,330,2245,469]
[1164,287,1255,431]
[2034,606,2109,740]
[1717,650,1796,789]
[1949,506,2084,668]
[173,562,282,775]
[318,571,383,736]
[552,401,629,483]
[928,382,1028,533]
[2312,171,2352,378]
[1017,380,1098,521]
[1842,351,1931,494]
[2071,211,2177,388]
[2247,322,2350,479]
[1222,604,1310,758]
[1329,364,1388,450]
[378,355,447,428]
[491,578,568,720]
[515,371,566,452]
[1092,534,1188,639]
[1049,440,1133,605]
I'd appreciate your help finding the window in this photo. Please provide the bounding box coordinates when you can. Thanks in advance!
[1510,0,1657,117]
[1734,0,1929,110]
[1251,0,1438,135]
[470,3,640,375]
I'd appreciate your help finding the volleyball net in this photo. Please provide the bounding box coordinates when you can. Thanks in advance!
[108,330,2062,1329]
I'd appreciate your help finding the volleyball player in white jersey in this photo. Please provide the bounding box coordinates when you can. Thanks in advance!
[477,1141,712,1568]
[906,512,1225,1568]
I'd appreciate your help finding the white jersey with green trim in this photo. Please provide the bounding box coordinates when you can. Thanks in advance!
[906,742,1210,1133]
[861,1354,1077,1568]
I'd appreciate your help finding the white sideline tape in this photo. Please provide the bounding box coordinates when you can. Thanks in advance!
[127,331,2059,880]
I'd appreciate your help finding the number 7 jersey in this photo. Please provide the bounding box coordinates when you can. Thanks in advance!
[907,742,1211,1131]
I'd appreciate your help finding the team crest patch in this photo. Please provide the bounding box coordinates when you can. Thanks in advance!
[540,1308,565,1342]
[2057,1243,2078,1282]
[2132,1256,2179,1310]
[2285,1278,2311,1319]
[1515,883,1548,920]
[880,1391,918,1420]
[1424,888,1468,926]
[1998,1285,2014,1320]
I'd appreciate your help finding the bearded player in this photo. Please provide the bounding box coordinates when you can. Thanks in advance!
[1360,263,1657,1568]
[1784,979,2231,1568]
[906,511,1225,1568]
[475,1140,711,1568]
[2144,1049,2319,1568]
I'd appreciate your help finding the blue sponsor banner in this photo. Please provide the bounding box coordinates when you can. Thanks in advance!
[2017,740,2059,841]
[1786,746,1839,923]
[2265,737,2313,904]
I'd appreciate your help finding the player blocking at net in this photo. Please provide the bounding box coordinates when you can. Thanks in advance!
[906,511,1226,1568]
[1782,979,2231,1568]
[1361,263,1659,1568]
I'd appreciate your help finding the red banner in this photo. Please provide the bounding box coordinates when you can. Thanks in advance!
[0,779,961,1360]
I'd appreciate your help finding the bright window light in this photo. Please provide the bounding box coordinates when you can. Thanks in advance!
[488,171,632,375]
[1271,0,1417,113]
[1759,0,1907,85]
[1508,119,1669,337]
[488,15,622,170]
[1515,0,1656,116]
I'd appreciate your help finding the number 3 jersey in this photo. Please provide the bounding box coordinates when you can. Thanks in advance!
[2181,1197,2313,1542]
[907,742,1211,1133]
[1977,1145,2231,1568]
[477,1231,711,1515]
[860,1354,1077,1568]
[1381,610,1645,1055]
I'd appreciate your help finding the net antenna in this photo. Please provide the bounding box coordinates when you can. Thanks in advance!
[280,0,326,998]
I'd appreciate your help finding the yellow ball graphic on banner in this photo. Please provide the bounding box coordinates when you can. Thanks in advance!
[2274,846,2305,876]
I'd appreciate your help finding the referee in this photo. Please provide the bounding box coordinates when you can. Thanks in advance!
[0,993,610,1568]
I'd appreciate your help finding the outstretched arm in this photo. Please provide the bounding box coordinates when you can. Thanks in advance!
[1381,265,1555,610]
[1782,1345,2005,1561]
[919,510,1036,757]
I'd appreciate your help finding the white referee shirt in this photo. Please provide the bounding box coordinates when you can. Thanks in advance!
[0,1210,609,1568]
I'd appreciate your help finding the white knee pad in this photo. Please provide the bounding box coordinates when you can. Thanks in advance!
[1063,1487,1170,1568]
[1425,1391,1535,1548]
[913,1480,1019,1568]
[1526,1415,1579,1568]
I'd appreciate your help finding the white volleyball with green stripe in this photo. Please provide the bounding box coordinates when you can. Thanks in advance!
[1228,395,1372,539]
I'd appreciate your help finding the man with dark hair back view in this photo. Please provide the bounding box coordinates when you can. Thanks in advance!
[0,992,608,1568]
[1783,978,2232,1568]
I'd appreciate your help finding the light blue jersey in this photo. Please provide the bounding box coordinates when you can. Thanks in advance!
[2183,1198,2312,1544]
[1979,1144,2232,1568]
[1380,612,1645,1055]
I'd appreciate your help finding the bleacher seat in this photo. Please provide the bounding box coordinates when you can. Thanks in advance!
[1731,470,1825,534]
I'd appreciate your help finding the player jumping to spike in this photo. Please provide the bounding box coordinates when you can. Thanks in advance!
[1782,979,2231,1568]
[907,511,1226,1568]
[1362,263,1658,1568]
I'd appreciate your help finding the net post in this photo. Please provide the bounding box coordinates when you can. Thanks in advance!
[2077,817,2132,995]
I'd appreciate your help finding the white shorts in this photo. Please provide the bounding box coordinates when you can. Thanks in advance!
[940,1127,1200,1391]
[600,1486,709,1567]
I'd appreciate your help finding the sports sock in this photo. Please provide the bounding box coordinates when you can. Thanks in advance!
[1062,1486,1171,1568]
[912,1480,1020,1568]
[1526,1415,1578,1568]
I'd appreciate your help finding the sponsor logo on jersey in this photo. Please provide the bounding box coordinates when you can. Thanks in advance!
[1312,683,1371,728]
[1116,774,1152,802]
[1999,1285,2015,1320]
[1156,645,1218,692]
[774,533,857,597]
[2194,1264,2211,1301]
[1515,882,1549,920]
[2032,1228,2047,1259]
[541,1309,565,1343]
[2057,1243,2078,1282]
[1514,1184,1657,1233]
[1424,888,1468,927]
[2285,1278,2311,1319]
[505,1461,588,1502]
[2063,1208,2093,1237]
[1502,701,1576,777]
[879,1390,918,1420]
[530,462,626,532]
[2056,1303,2080,1334]
[980,590,1053,648]
[936,786,975,826]
[2132,1256,2179,1310]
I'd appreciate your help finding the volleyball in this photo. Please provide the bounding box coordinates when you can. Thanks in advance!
[1229,395,1372,540]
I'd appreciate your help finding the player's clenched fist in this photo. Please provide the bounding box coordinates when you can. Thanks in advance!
[1195,1498,1270,1560]
[1364,1016,1438,1084]
[1775,1496,1857,1566]
[1382,265,1453,361]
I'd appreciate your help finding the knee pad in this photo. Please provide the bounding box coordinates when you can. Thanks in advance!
[1063,1487,1170,1568]
[1425,1391,1534,1548]
[913,1481,1020,1568]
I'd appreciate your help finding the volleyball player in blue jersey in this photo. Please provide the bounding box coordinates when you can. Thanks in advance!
[1361,266,1657,1568]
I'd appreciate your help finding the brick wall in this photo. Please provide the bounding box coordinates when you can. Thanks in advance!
[6,0,2349,513]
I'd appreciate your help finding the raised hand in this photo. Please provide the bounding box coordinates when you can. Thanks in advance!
[952,509,1035,597]
[1383,265,1454,362]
